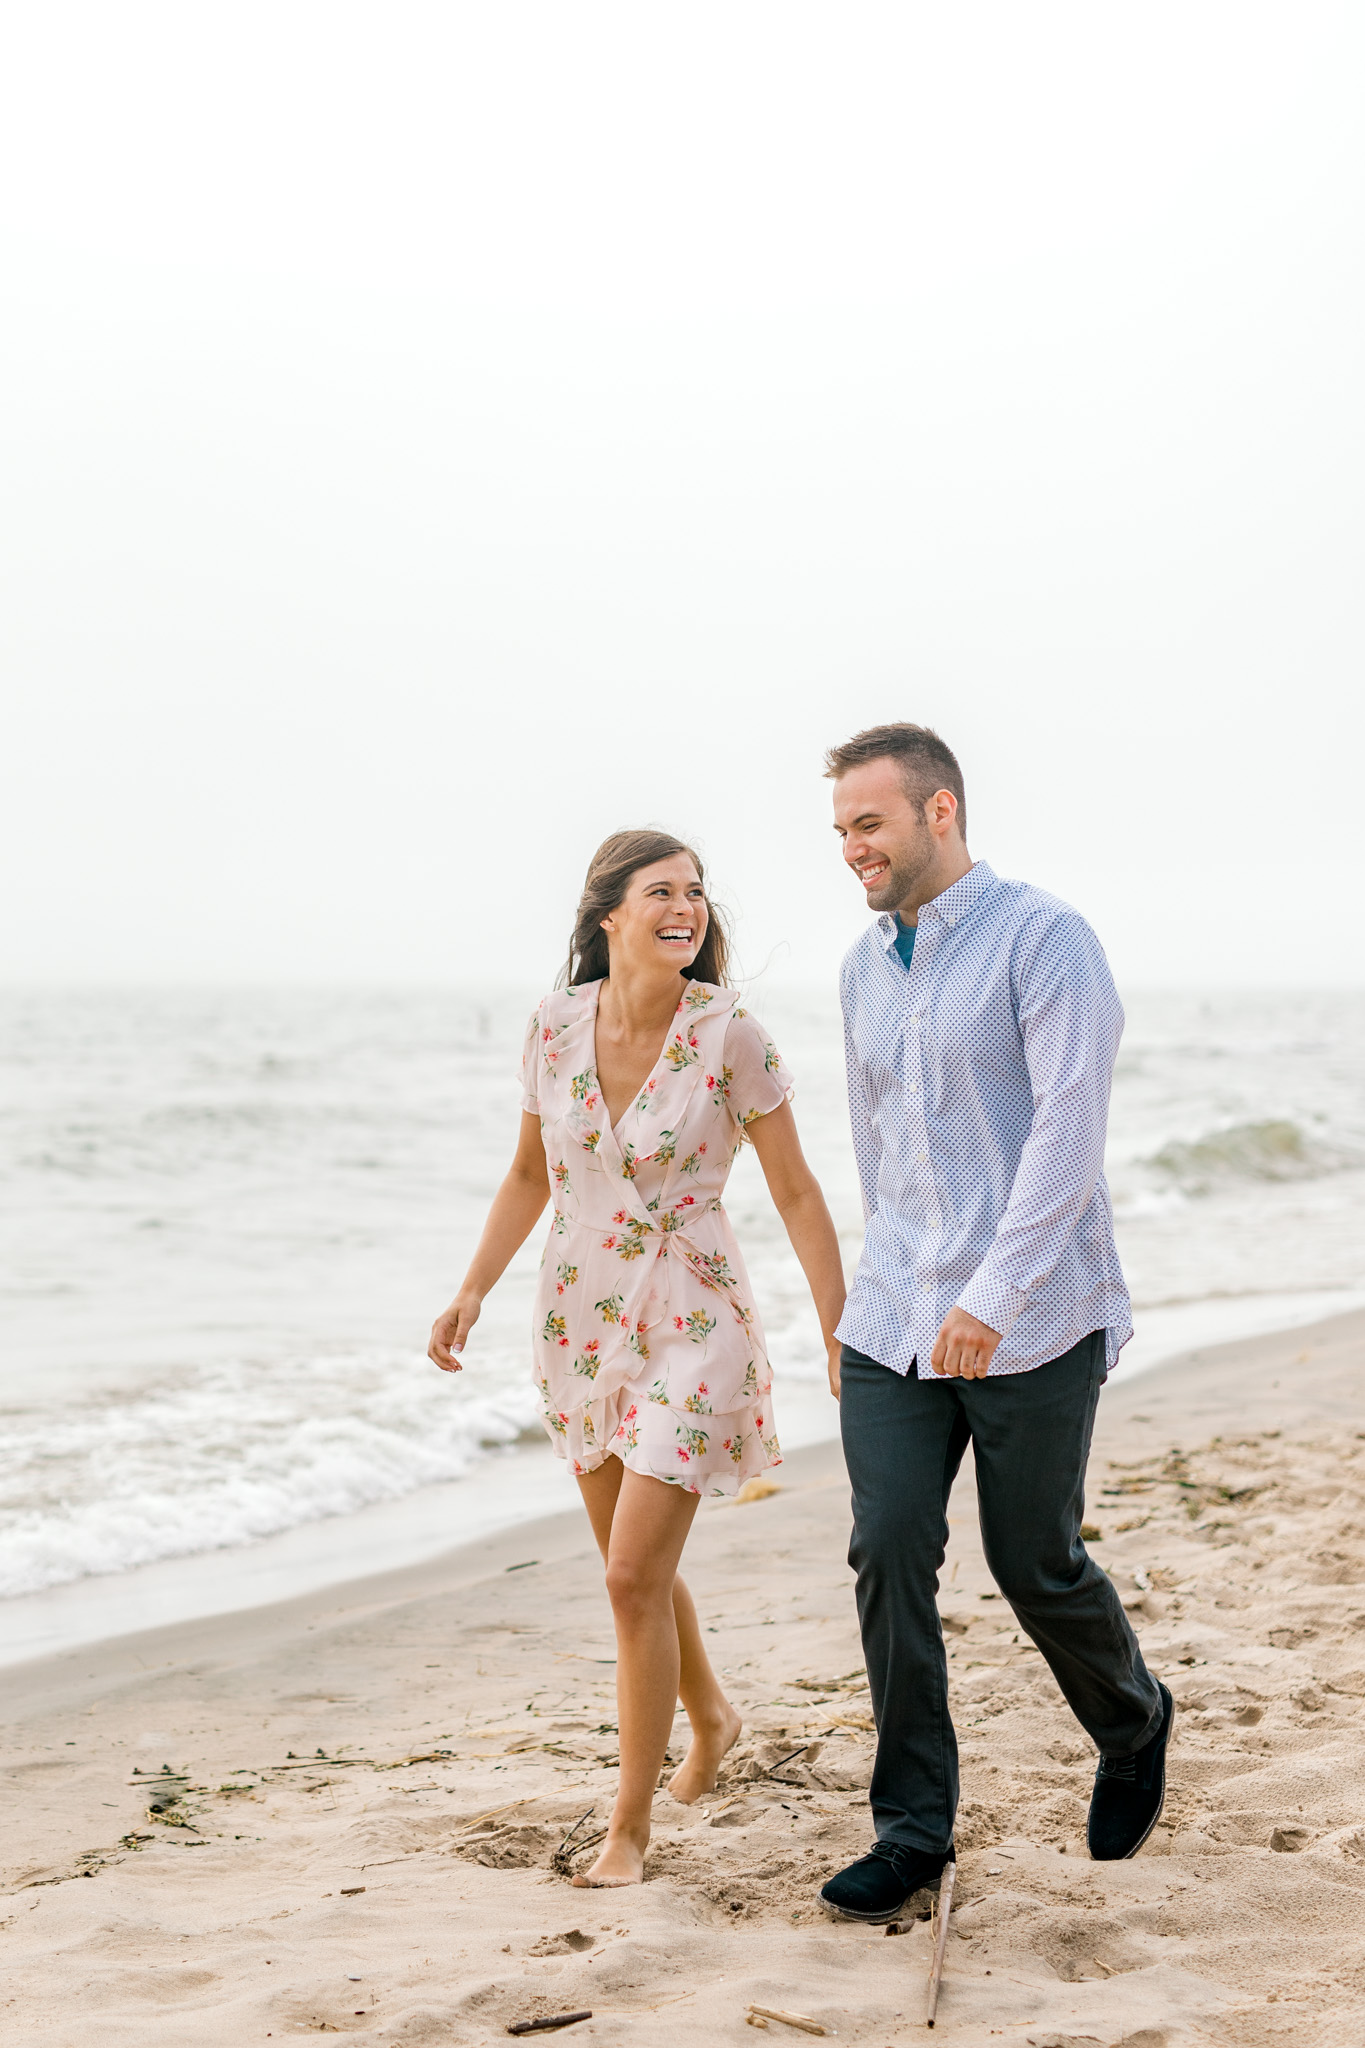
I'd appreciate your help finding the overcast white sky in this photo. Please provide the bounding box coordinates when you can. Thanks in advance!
[3,2,1361,991]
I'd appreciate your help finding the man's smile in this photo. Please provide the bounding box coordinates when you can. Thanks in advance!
[855,858,890,887]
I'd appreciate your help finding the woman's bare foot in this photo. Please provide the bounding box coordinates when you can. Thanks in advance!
[571,1823,649,1887]
[666,1704,742,1804]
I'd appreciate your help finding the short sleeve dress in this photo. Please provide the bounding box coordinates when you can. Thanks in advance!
[520,979,794,1496]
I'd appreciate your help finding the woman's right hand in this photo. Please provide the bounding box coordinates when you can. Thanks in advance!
[429,1292,481,1373]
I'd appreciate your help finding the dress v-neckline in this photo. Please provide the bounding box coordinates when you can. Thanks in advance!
[590,979,685,1136]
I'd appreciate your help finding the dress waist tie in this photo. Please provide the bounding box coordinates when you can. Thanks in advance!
[559,1196,749,1415]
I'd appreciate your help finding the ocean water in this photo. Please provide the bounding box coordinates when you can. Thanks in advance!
[3,984,1364,1620]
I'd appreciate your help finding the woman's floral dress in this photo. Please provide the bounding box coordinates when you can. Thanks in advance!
[521,979,794,1496]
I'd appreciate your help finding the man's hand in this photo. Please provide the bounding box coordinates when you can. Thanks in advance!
[827,1342,842,1400]
[930,1306,1002,1379]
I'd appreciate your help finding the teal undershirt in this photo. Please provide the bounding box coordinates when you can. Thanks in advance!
[893,916,917,970]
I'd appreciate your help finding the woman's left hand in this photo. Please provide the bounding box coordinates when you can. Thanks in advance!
[429,1291,481,1372]
[826,1342,842,1400]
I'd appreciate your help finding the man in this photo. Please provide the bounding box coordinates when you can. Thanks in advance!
[819,721,1170,1924]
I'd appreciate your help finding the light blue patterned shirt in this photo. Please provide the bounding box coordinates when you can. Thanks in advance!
[836,860,1133,1378]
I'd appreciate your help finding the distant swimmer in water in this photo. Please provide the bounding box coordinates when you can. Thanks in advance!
[430,829,845,1887]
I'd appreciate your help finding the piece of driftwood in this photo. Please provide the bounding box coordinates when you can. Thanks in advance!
[925,1857,957,2027]
[745,2005,827,2036]
[506,2012,592,2036]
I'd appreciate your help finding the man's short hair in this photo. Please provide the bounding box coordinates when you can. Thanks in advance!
[823,722,967,839]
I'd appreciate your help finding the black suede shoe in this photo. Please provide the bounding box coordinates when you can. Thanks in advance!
[1088,1682,1174,1860]
[819,1840,954,1923]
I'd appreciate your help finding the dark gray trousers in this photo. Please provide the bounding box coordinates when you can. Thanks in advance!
[839,1331,1162,1855]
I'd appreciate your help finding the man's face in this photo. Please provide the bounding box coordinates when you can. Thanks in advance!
[832,758,938,914]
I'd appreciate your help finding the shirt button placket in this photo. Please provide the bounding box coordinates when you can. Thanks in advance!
[914,1004,941,1228]
[907,1006,936,1232]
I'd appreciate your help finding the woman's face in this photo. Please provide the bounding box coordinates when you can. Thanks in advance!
[602,854,709,976]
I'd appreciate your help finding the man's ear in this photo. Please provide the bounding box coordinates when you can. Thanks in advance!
[927,788,959,837]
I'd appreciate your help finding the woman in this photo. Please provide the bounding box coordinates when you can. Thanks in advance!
[429,829,845,1887]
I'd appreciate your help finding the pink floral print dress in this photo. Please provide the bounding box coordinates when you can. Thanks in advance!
[521,980,794,1496]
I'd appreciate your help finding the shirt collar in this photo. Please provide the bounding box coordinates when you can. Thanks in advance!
[876,860,997,949]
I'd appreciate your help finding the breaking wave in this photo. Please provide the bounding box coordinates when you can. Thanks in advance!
[1147,1119,1354,1195]
[0,1349,539,1599]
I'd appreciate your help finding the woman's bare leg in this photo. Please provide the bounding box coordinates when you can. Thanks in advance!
[575,1465,697,1884]
[576,1453,626,1559]
[571,1462,733,1883]
[577,1462,741,1807]
[666,1571,742,1803]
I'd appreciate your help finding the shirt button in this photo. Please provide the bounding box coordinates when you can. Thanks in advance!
[917,1152,929,1163]
[928,1215,940,1227]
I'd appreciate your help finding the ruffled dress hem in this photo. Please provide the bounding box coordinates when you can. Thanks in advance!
[545,1392,782,1498]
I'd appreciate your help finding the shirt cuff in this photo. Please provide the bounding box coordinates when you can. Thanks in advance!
[956,1269,1029,1342]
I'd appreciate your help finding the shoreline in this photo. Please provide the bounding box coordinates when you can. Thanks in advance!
[4,1306,1365,2043]
[4,1287,1363,1672]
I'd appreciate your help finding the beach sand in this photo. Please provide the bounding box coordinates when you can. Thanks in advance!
[4,1310,1365,2045]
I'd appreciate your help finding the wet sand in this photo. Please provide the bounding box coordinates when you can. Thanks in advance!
[4,1309,1365,2045]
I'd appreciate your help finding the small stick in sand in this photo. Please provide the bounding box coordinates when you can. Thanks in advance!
[925,1857,957,2027]
[745,2005,827,2036]
[553,1827,607,1876]
[506,2012,593,2036]
[556,1808,595,1852]
[551,1809,607,1876]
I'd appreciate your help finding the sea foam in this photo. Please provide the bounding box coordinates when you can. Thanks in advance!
[0,1347,538,1598]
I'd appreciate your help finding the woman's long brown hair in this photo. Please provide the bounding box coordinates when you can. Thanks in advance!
[562,829,731,988]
